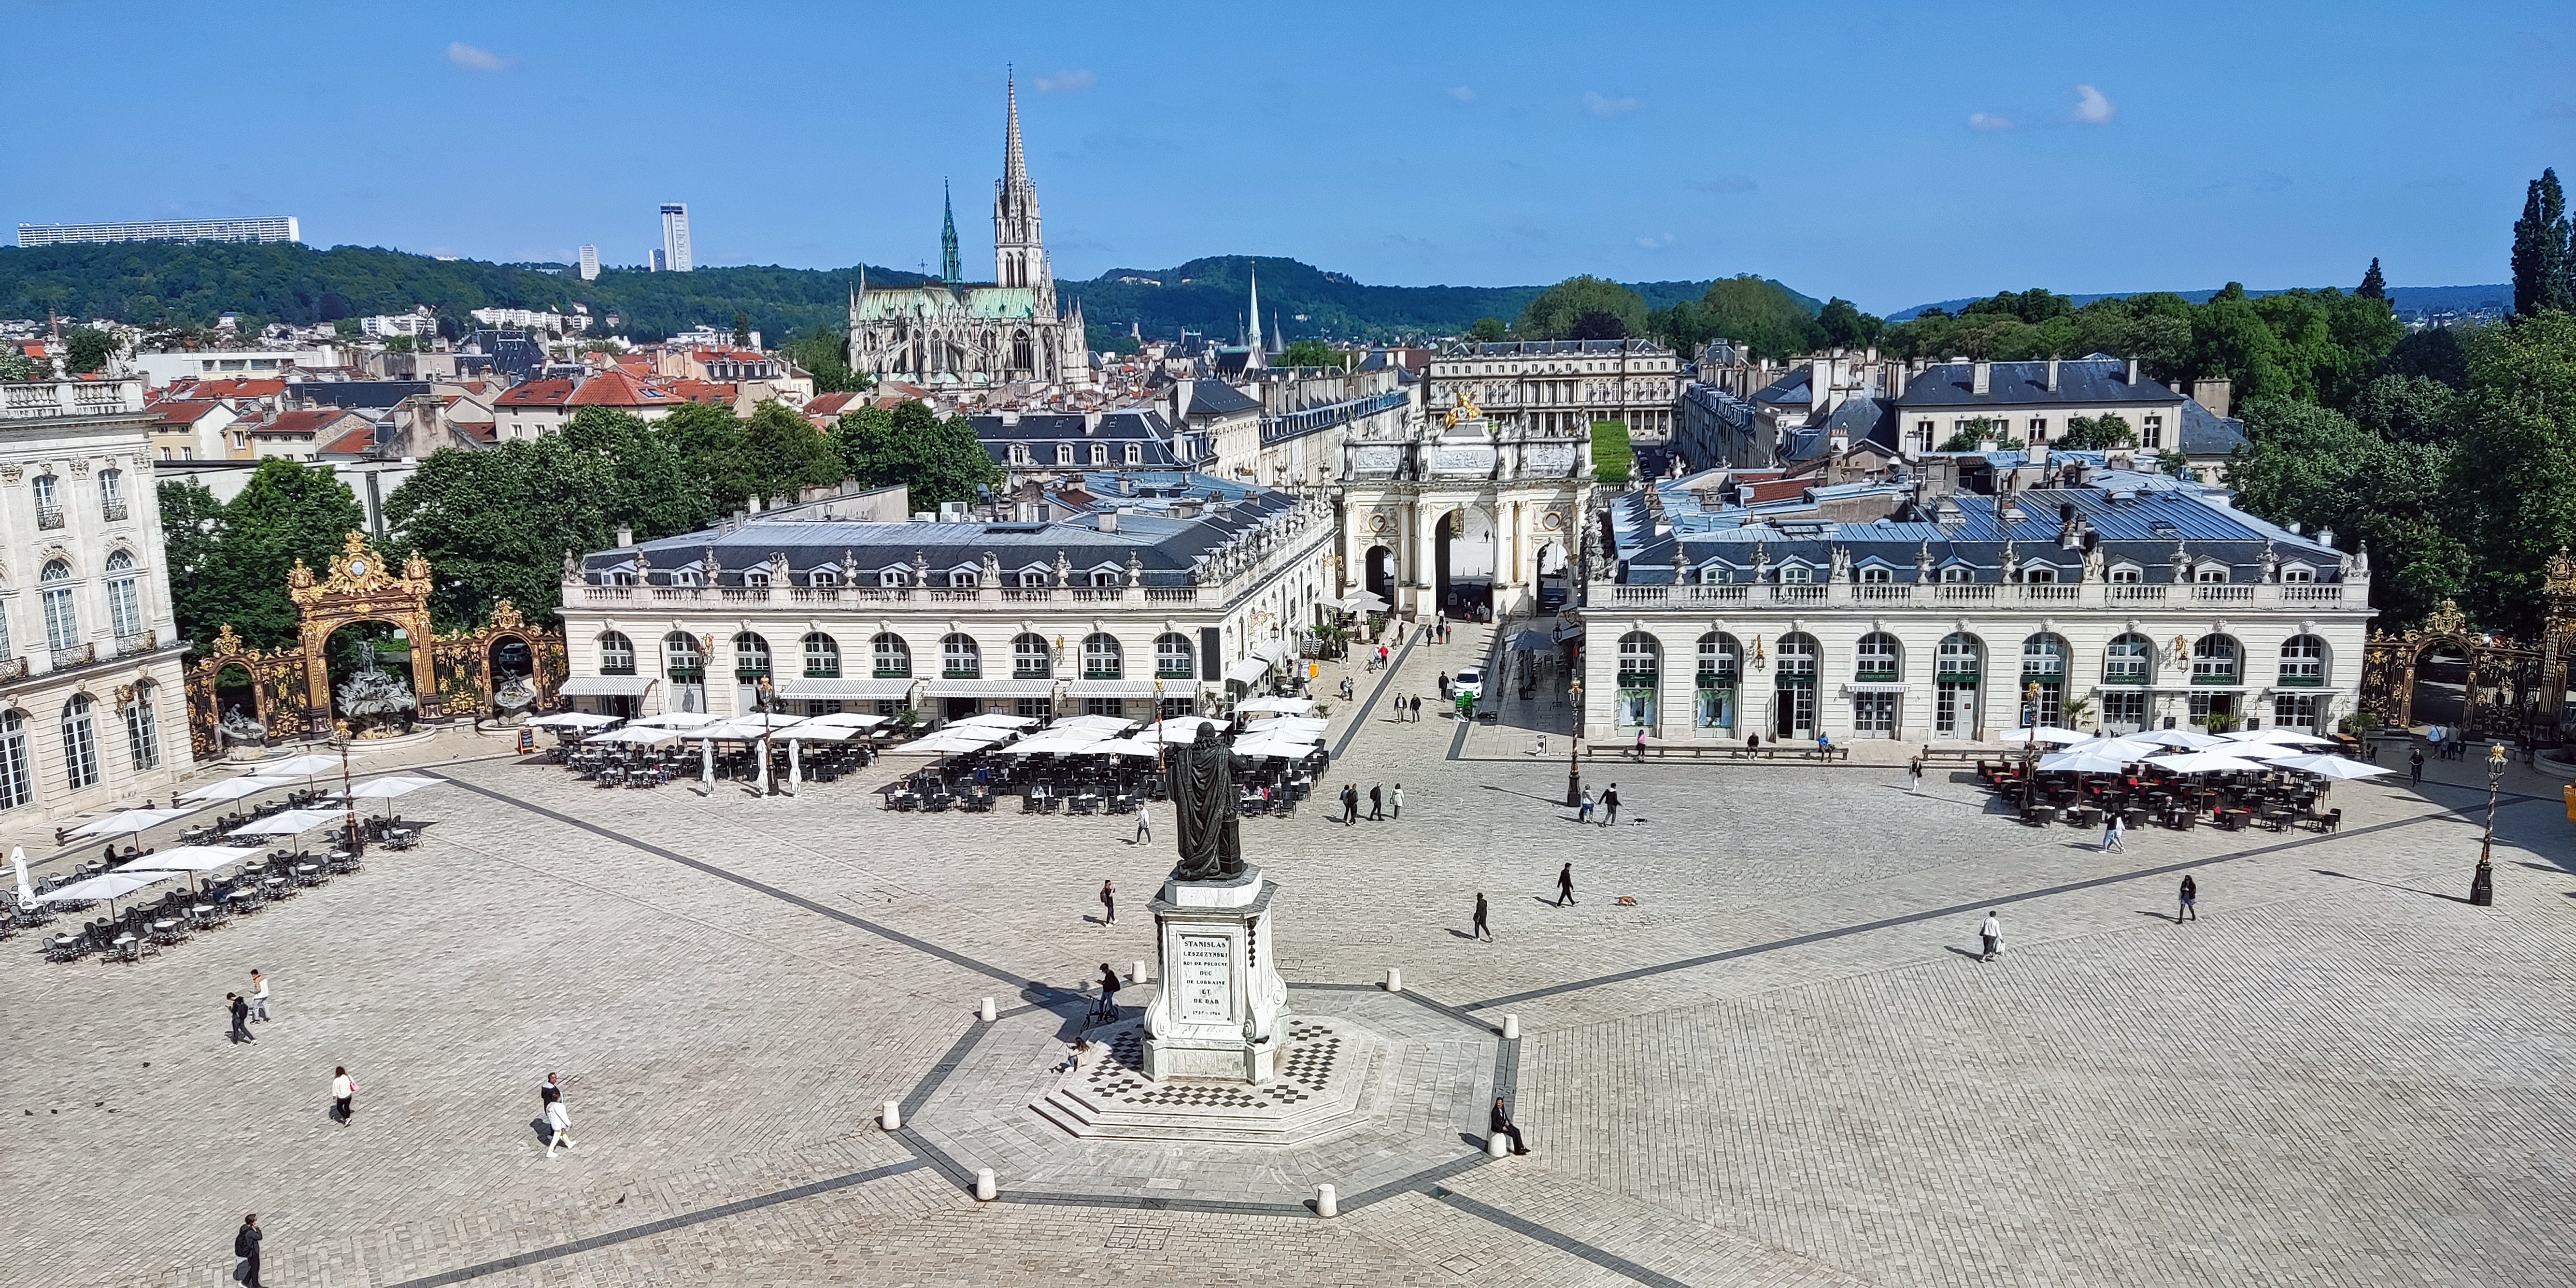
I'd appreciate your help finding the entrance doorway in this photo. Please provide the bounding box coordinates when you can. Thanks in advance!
[1853,692,1898,737]
[2409,643,2468,730]
[1365,545,1395,607]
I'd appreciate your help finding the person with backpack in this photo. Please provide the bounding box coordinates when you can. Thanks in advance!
[234,1215,263,1288]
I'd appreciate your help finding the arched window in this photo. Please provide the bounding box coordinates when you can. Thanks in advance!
[2104,632,2153,685]
[2020,632,2069,724]
[1855,632,1902,681]
[732,633,771,680]
[1775,633,1817,678]
[104,550,142,640]
[1014,633,1052,679]
[1617,631,1661,687]
[2192,634,2240,685]
[871,633,911,679]
[1934,633,1982,737]
[2277,635,2325,686]
[1082,633,1123,680]
[39,559,76,652]
[1155,632,1194,680]
[60,694,98,790]
[1694,632,1738,730]
[122,681,159,771]
[941,633,982,679]
[1937,634,1982,678]
[0,710,28,809]
[598,631,637,676]
[802,632,840,678]
[1773,632,1818,739]
[663,632,703,677]
[1699,565,1731,585]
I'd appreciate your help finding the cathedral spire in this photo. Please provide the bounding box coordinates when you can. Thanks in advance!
[939,180,961,284]
[1003,72,1027,192]
[993,70,1049,309]
[1244,261,1267,370]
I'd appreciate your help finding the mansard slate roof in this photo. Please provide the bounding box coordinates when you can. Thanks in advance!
[1777,397,1899,461]
[580,471,1295,587]
[1174,379,1260,416]
[2178,399,2247,456]
[972,408,1180,467]
[1443,340,1671,358]
[1607,462,2348,586]
[1894,357,2181,408]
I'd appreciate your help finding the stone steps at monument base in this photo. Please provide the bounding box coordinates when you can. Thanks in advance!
[1030,1087,1375,1146]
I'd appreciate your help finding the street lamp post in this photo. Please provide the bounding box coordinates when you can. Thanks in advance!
[2018,681,2040,821]
[2472,742,2503,906]
[1566,657,1584,808]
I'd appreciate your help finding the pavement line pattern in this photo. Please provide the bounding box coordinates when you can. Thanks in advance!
[1333,628,1419,759]
[1465,811,2453,1010]
[429,773,1058,996]
[1430,1188,1696,1288]
[377,1159,925,1288]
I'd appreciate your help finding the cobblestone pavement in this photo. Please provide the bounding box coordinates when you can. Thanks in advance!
[6,633,2574,1287]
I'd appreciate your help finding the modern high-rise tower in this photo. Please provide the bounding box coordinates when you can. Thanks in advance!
[577,244,600,281]
[659,203,693,273]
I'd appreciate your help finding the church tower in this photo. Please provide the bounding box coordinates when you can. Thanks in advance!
[994,74,1053,313]
[939,180,961,284]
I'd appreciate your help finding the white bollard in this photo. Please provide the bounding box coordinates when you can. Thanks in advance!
[880,1101,901,1131]
[1315,1183,1338,1218]
[1130,960,1147,986]
[1487,1130,1510,1158]
[980,997,997,1022]
[974,1167,997,1201]
[1385,967,1402,993]
[1502,1014,1521,1041]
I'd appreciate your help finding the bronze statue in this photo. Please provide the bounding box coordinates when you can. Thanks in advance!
[1164,725,1245,881]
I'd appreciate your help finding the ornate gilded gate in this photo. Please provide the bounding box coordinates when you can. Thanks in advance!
[2359,549,2576,744]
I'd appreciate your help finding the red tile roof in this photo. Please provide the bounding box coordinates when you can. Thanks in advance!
[496,378,577,408]
[319,424,379,455]
[253,408,362,439]
[564,369,680,408]
[666,379,737,404]
[149,399,224,428]
[194,377,286,398]
[806,391,863,416]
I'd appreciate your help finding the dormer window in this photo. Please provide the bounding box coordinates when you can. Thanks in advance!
[881,569,909,587]
[949,570,978,588]
[2195,566,2229,584]
[1779,565,1811,584]
[1091,570,1118,588]
[1859,565,1891,584]
[2281,565,2314,583]
[1090,444,1108,466]
[672,569,701,587]
[2109,565,2142,583]
[1699,566,1730,585]
[808,568,838,587]
[2022,567,2057,584]
[1939,566,1973,584]
[1010,444,1031,465]
[743,569,770,588]
[1124,443,1142,465]
[1018,570,1046,587]
[1056,444,1074,465]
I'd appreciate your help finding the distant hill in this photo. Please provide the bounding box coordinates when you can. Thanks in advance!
[0,242,1811,349]
[1887,283,2511,321]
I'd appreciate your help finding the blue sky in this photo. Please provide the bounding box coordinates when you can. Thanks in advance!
[5,0,2570,312]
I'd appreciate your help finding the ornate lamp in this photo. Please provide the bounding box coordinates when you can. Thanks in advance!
[2472,742,2504,906]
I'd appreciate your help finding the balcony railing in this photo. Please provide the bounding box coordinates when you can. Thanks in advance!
[100,500,128,522]
[51,643,94,670]
[1590,580,2366,612]
[2191,585,2255,602]
[35,505,63,530]
[2108,584,2167,602]
[0,657,26,681]
[115,630,157,656]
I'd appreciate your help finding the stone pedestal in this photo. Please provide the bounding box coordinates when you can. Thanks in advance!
[1140,865,1290,1083]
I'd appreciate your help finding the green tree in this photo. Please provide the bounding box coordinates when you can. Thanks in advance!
[2378,326,2471,389]
[1963,287,2073,324]
[384,334,416,353]
[2356,258,2388,301]
[1816,297,1882,348]
[833,400,998,508]
[163,460,367,650]
[780,327,865,393]
[1687,276,1826,359]
[1568,310,1629,342]
[156,479,236,653]
[0,348,43,382]
[1467,317,1507,343]
[655,401,759,514]
[1514,276,1648,340]
[2057,413,2137,449]
[2345,373,2458,445]
[2509,168,2571,318]
[2449,311,2576,633]
[740,399,846,502]
[2227,398,2464,625]
[65,327,117,373]
[1281,339,1348,369]
[732,310,752,346]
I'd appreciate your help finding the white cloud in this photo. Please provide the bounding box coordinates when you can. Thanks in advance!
[2073,84,2115,124]
[1968,112,2014,132]
[1034,69,1095,93]
[446,42,509,72]
[1582,91,1641,116]
[1636,232,1677,250]
[1449,86,1476,103]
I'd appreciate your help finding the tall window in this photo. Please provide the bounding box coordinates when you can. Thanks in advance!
[732,633,771,680]
[663,633,704,678]
[31,474,60,529]
[0,710,28,809]
[1082,633,1123,680]
[1013,633,1052,679]
[1616,631,1661,729]
[2277,635,2324,686]
[598,631,637,675]
[2104,633,2153,685]
[123,682,159,771]
[39,559,77,651]
[1155,632,1194,680]
[60,695,98,790]
[1855,632,1901,681]
[2192,635,2240,685]
[872,633,911,678]
[802,632,840,678]
[104,551,142,639]
[99,468,126,518]
[1694,632,1738,730]
[941,633,982,679]
[2021,633,2068,726]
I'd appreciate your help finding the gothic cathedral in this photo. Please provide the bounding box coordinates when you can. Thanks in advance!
[846,78,1092,389]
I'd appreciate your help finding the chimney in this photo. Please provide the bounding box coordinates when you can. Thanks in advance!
[2028,442,2049,467]
[1808,360,1829,415]
[615,523,634,548]
[1099,511,1119,532]
[2125,357,2141,386]
[1971,361,1992,396]
[2191,376,2232,419]
[2045,358,2060,393]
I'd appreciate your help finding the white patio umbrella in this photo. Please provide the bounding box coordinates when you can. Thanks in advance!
[12,846,34,904]
[801,711,888,730]
[2037,748,2140,775]
[177,776,298,805]
[2133,728,2230,750]
[630,711,723,729]
[1995,726,2087,746]
[1341,590,1390,613]
[1235,734,1325,760]
[261,753,357,780]
[2210,742,2311,762]
[955,712,1039,730]
[228,807,349,836]
[2221,727,2339,747]
[899,728,1015,756]
[2056,736,2163,761]
[1235,696,1315,716]
[1138,717,1219,744]
[1051,714,1139,733]
[526,712,618,730]
[780,725,869,743]
[725,712,807,731]
[2268,753,2394,780]
[1257,716,1330,737]
[65,807,194,841]
[586,727,683,746]
[2144,752,2270,775]
[115,844,253,894]
[1075,738,1164,758]
[345,775,437,800]
[37,870,175,914]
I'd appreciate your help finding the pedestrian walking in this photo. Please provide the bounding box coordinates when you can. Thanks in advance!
[2408,747,2424,786]
[1471,892,1492,941]
[541,1072,574,1157]
[2100,811,2126,853]
[1134,800,1152,845]
[234,1215,263,1288]
[1489,1096,1530,1154]
[1908,756,1924,793]
[1099,879,1116,926]
[1341,784,1359,825]
[1392,784,1403,819]
[2178,874,2198,923]
[1368,784,1384,821]
[1555,862,1575,907]
[1601,783,1620,827]
[1094,962,1122,1021]
[250,970,270,1023]
[1438,673,1451,700]
[330,1066,356,1126]
[1578,787,1594,824]
[1634,730,1647,760]
[227,993,254,1045]
[1978,911,2003,962]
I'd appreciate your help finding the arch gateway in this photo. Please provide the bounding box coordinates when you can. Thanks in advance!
[182,532,567,756]
[2360,560,2576,746]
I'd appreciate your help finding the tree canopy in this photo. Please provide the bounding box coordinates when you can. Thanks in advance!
[1650,275,1832,359]
[832,401,999,508]
[1280,338,1349,369]
[157,460,367,653]
[1514,276,1649,341]
[2509,168,2571,318]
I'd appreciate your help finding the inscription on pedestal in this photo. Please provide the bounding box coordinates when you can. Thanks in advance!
[1179,934,1232,1022]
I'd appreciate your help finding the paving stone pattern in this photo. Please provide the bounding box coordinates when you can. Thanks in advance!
[5,629,2574,1286]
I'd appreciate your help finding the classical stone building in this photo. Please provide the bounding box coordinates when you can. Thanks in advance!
[845,79,1091,391]
[556,472,1334,725]
[1337,393,1591,620]
[1578,451,2373,745]
[0,376,189,827]
[1427,339,1678,443]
